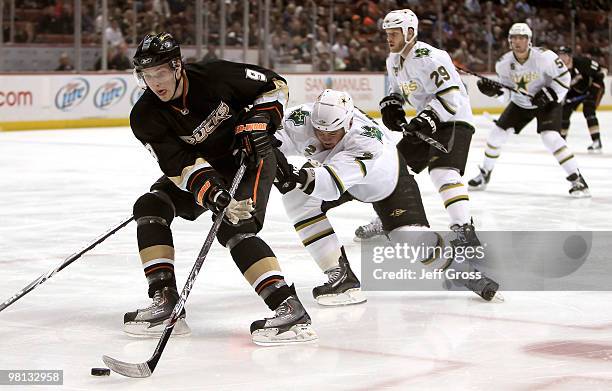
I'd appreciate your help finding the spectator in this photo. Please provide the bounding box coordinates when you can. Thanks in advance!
[201,45,218,63]
[56,52,74,71]
[105,19,124,48]
[109,43,132,70]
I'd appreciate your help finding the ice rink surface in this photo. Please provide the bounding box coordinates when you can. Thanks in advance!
[1,113,612,390]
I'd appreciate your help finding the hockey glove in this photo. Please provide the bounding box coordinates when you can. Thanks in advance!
[273,148,299,194]
[531,87,558,109]
[235,110,273,167]
[402,109,440,144]
[196,177,254,224]
[274,160,315,195]
[380,93,407,132]
[476,78,503,97]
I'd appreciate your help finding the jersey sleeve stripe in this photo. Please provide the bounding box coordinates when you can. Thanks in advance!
[557,70,569,78]
[553,78,569,90]
[437,96,457,115]
[323,165,345,194]
[169,158,212,190]
[436,86,460,96]
[355,159,367,176]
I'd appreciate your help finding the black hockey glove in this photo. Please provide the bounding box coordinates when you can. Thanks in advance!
[531,87,558,109]
[274,156,315,195]
[402,109,440,144]
[273,148,298,194]
[477,78,503,97]
[235,110,273,167]
[380,93,407,132]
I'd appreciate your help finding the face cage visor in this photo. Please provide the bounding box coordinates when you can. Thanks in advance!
[132,58,182,90]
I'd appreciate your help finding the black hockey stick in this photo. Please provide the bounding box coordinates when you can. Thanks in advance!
[0,215,133,313]
[455,65,534,98]
[103,163,248,378]
[399,122,451,154]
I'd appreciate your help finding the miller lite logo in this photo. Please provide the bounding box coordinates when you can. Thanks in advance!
[55,77,90,111]
[94,78,127,110]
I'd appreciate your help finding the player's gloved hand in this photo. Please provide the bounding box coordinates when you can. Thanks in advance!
[275,163,315,195]
[476,79,503,97]
[235,109,273,167]
[531,87,558,109]
[224,198,255,224]
[401,109,440,143]
[202,179,254,224]
[273,148,299,194]
[295,163,316,195]
[380,93,407,132]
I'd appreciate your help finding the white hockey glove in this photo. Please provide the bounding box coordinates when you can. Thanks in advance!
[224,198,255,224]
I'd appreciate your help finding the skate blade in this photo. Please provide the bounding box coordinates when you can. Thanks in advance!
[490,292,505,303]
[315,288,367,307]
[251,324,318,346]
[587,149,602,154]
[123,318,191,338]
[570,190,591,199]
[468,184,487,191]
[352,234,389,243]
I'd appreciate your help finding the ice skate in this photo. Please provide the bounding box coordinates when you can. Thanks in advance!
[312,254,366,306]
[567,172,591,198]
[353,216,386,242]
[251,286,317,346]
[587,139,602,154]
[448,221,503,302]
[123,286,191,337]
[467,166,491,190]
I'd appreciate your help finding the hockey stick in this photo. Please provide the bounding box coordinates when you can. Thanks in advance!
[564,94,587,105]
[103,163,248,378]
[455,65,534,98]
[399,122,451,154]
[0,215,133,313]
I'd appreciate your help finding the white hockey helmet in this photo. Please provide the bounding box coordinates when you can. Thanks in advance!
[382,9,419,44]
[311,89,354,132]
[508,22,532,47]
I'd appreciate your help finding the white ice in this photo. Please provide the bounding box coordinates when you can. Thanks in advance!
[1,113,612,390]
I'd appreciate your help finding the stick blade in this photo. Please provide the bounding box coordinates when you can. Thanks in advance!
[102,355,152,378]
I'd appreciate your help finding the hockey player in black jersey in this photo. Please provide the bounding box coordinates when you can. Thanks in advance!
[558,46,605,153]
[124,32,316,345]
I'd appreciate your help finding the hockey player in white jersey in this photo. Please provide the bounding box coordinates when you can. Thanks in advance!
[274,89,500,304]
[356,9,480,252]
[468,23,590,198]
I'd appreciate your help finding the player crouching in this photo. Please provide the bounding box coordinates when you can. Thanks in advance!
[274,89,500,304]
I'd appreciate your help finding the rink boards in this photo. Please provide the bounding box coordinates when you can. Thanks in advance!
[1,72,612,131]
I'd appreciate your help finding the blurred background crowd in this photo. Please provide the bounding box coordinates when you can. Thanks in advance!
[1,0,610,72]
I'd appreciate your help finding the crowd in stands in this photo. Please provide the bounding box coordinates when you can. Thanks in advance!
[2,0,610,72]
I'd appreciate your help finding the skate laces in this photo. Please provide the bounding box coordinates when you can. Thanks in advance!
[359,217,383,235]
[274,298,293,317]
[324,267,342,285]
[145,289,164,310]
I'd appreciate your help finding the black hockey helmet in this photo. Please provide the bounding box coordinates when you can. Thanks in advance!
[558,46,572,55]
[133,32,182,71]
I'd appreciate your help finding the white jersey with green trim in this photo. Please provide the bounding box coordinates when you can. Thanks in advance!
[275,104,400,203]
[386,41,474,124]
[495,47,571,109]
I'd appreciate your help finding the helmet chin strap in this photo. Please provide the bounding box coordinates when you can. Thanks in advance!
[401,30,417,54]
[170,67,182,100]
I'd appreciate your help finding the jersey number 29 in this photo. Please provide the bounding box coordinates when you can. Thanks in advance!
[430,66,450,87]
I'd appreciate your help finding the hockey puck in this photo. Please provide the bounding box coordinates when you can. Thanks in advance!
[91,367,111,376]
